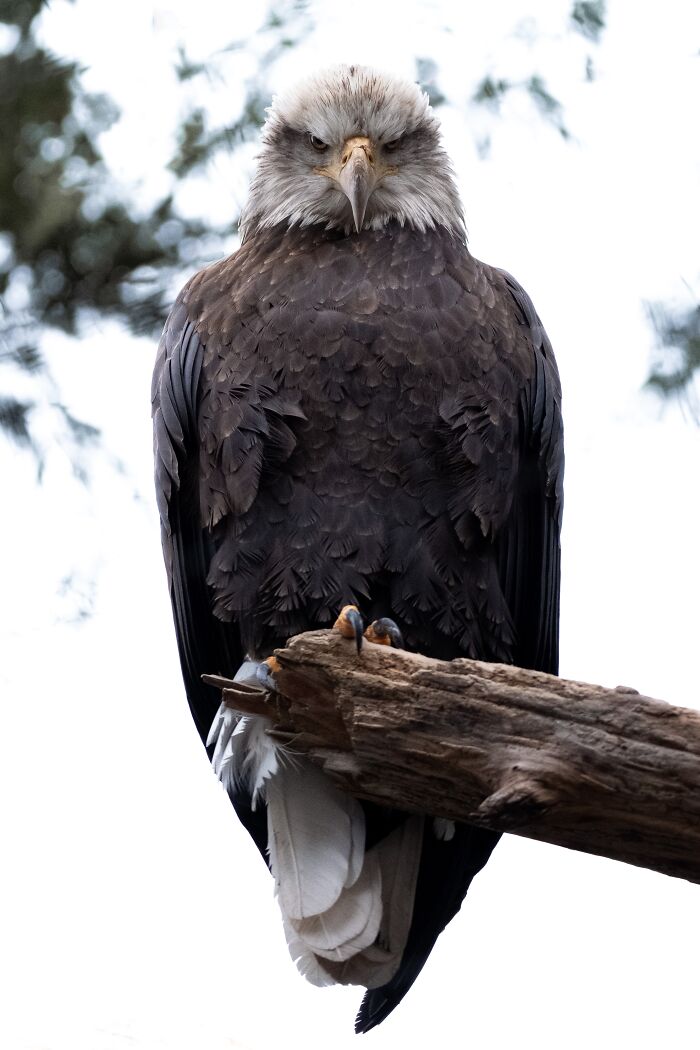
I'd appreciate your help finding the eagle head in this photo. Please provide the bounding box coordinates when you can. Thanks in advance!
[240,64,465,240]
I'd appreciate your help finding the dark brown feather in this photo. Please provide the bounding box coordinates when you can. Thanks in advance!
[154,223,562,668]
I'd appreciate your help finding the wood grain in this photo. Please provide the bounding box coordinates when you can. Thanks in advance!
[204,630,700,884]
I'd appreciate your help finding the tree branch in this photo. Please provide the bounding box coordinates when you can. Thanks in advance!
[203,630,700,885]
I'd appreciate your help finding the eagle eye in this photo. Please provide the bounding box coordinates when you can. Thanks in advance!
[309,134,328,152]
[384,138,403,152]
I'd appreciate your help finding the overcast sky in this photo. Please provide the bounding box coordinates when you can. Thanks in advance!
[2,1,700,1048]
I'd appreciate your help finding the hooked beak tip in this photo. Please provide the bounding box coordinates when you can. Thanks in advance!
[353,210,363,234]
[337,144,375,234]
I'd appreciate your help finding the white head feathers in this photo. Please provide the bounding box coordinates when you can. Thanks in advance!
[240,64,465,240]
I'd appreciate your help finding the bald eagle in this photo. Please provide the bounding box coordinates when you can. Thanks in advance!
[152,65,563,1033]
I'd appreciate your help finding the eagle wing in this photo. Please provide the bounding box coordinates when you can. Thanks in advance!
[495,269,563,678]
[152,300,270,857]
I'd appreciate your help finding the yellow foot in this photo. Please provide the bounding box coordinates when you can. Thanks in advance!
[364,618,404,649]
[256,655,280,690]
[333,604,365,653]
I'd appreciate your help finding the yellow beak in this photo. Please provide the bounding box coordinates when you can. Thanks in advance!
[336,136,376,233]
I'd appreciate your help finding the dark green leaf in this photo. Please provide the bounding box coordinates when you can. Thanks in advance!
[0,394,32,444]
[570,1,607,43]
[646,301,700,404]
[416,57,446,108]
[526,75,570,139]
[472,76,511,109]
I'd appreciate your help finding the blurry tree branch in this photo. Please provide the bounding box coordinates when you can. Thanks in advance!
[205,628,700,887]
[1,0,610,463]
[570,0,606,42]
[0,0,311,465]
[646,299,700,418]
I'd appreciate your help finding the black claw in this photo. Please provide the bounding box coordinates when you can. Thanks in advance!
[371,618,404,649]
[347,607,365,653]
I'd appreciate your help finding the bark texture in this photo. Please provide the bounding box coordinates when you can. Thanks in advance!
[203,630,700,885]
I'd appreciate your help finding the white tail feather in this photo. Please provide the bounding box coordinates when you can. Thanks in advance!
[208,704,279,809]
[375,815,424,950]
[345,797,365,889]
[208,667,424,992]
[318,816,424,989]
[282,920,336,988]
[207,703,238,769]
[206,660,262,756]
[289,851,382,962]
[238,716,279,806]
[266,757,363,921]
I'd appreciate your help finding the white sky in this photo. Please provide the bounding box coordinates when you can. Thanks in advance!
[2,1,700,1048]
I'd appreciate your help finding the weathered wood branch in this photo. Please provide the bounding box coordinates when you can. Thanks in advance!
[203,631,700,885]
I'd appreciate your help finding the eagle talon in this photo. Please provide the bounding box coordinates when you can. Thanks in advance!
[256,656,280,691]
[364,617,404,649]
[333,604,365,653]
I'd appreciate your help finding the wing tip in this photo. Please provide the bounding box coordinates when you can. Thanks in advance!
[354,987,403,1034]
